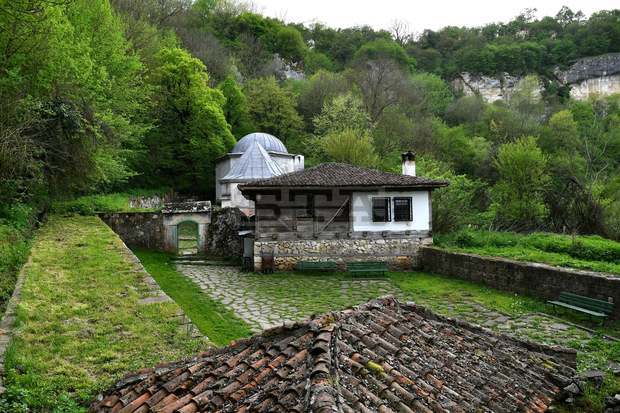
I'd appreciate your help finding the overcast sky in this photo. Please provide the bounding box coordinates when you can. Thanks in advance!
[251,0,618,32]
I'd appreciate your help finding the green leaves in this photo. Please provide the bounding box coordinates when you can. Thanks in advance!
[141,47,234,194]
[491,136,551,230]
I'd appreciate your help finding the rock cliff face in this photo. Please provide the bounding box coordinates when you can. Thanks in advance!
[452,73,531,102]
[453,53,620,102]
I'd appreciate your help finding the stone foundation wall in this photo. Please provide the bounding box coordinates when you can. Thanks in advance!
[254,237,431,271]
[99,213,165,250]
[421,247,620,318]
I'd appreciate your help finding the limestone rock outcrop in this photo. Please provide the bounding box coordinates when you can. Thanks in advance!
[453,53,620,102]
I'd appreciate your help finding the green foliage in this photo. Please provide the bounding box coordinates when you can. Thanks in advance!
[271,26,306,62]
[353,38,414,71]
[218,75,253,138]
[313,93,370,136]
[407,73,453,116]
[0,0,149,204]
[436,229,620,274]
[244,77,304,143]
[491,136,550,230]
[51,189,169,215]
[0,204,35,314]
[139,47,235,194]
[416,157,487,233]
[320,128,378,167]
[296,70,350,128]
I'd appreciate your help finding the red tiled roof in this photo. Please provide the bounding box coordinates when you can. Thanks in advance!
[90,297,576,413]
[238,163,449,191]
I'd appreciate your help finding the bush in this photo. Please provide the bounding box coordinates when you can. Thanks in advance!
[0,204,35,313]
[51,189,169,215]
[437,229,620,265]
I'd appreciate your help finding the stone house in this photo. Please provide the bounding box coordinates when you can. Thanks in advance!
[215,132,304,215]
[238,152,448,271]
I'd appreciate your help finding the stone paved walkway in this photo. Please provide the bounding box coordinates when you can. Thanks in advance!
[177,264,594,350]
[178,264,400,332]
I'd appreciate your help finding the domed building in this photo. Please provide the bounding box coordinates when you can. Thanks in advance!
[215,132,304,214]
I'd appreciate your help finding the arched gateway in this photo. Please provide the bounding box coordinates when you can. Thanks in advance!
[162,201,211,255]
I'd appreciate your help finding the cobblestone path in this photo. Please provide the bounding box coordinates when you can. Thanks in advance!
[178,264,401,332]
[177,264,593,350]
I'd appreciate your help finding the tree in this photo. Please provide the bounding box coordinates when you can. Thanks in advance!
[218,75,253,138]
[243,77,303,142]
[352,38,414,71]
[389,20,414,46]
[296,70,349,128]
[271,26,306,62]
[313,94,370,136]
[416,156,487,233]
[141,47,235,194]
[321,128,378,167]
[403,73,453,117]
[491,136,550,230]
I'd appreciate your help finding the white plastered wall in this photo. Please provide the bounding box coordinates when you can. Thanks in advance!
[352,190,430,232]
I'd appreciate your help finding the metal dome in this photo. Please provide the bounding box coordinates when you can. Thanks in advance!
[232,132,288,154]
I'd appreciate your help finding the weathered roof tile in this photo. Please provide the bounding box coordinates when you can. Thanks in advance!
[90,297,576,413]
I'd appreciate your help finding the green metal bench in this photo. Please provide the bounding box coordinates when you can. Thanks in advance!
[295,261,338,272]
[347,261,388,276]
[547,292,613,321]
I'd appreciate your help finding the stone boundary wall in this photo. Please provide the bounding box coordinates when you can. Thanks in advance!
[99,212,165,250]
[100,208,244,258]
[421,247,620,318]
[0,256,30,394]
[255,238,432,271]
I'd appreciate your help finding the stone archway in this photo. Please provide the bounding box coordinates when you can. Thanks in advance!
[162,202,211,255]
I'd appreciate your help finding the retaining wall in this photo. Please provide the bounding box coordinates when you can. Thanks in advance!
[421,247,620,318]
[255,237,432,271]
[99,212,166,250]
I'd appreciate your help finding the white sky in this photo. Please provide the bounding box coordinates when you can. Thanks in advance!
[251,0,619,32]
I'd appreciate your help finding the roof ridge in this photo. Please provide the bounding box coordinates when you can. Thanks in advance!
[239,162,449,190]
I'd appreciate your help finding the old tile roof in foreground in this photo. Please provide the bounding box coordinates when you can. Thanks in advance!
[238,163,449,191]
[90,297,576,413]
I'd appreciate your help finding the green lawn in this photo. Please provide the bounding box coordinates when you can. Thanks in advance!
[1,216,206,413]
[436,229,620,274]
[134,250,252,345]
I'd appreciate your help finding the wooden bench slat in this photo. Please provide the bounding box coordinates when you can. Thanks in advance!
[347,261,388,276]
[547,300,608,317]
[556,293,613,314]
[295,261,338,272]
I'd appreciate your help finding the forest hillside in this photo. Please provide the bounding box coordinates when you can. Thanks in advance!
[1,0,620,240]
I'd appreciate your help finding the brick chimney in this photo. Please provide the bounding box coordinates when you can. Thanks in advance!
[401,151,416,176]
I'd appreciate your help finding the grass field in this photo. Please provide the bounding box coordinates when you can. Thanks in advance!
[436,229,620,274]
[0,216,205,413]
[134,250,252,345]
